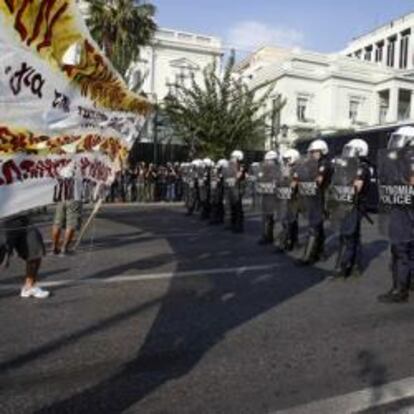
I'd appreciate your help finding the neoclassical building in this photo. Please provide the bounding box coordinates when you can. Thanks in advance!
[236,12,414,149]
[76,0,223,103]
[342,12,414,70]
[126,28,222,101]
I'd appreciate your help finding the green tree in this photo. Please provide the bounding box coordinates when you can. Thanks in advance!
[85,0,157,77]
[163,55,284,159]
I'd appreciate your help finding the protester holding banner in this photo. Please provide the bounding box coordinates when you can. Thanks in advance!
[1,214,49,299]
[0,0,151,298]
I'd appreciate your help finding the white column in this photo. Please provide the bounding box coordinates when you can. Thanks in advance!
[408,34,414,69]
[381,41,387,65]
[394,34,401,68]
[387,87,399,123]
[150,48,156,95]
[410,91,414,120]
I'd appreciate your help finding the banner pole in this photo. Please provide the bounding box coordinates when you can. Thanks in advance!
[74,198,103,251]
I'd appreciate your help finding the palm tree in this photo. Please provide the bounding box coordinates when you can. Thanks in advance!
[85,0,157,77]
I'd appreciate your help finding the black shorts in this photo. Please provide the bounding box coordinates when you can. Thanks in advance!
[1,216,45,261]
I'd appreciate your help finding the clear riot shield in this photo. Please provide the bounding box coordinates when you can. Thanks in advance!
[295,157,321,220]
[246,163,260,211]
[326,157,359,229]
[377,148,414,242]
[223,160,239,205]
[275,164,297,223]
[196,165,208,203]
[209,167,221,204]
[255,161,278,214]
[184,166,196,208]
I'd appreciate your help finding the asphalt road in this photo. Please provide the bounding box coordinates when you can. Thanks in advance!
[1,204,414,414]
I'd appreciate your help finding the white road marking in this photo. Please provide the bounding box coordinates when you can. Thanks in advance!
[273,376,414,414]
[0,263,280,291]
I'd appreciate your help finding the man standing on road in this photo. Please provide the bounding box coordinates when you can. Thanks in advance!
[209,159,227,225]
[330,139,373,279]
[51,163,83,256]
[228,150,247,233]
[275,148,300,253]
[257,150,279,245]
[294,139,332,265]
[377,127,414,303]
[1,213,50,299]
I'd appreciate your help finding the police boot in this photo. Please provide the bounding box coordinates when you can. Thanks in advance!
[298,234,319,266]
[274,228,288,254]
[377,288,409,304]
[285,222,299,251]
[332,240,347,279]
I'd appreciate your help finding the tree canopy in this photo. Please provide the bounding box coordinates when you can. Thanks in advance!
[86,0,157,77]
[163,55,284,159]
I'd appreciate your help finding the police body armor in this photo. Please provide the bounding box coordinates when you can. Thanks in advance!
[197,165,209,204]
[185,166,197,209]
[224,161,241,205]
[255,161,278,214]
[246,163,260,211]
[181,165,190,205]
[327,157,359,230]
[275,164,298,223]
[296,157,325,226]
[210,167,223,205]
[377,148,414,244]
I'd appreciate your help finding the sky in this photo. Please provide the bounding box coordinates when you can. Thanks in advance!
[151,0,414,57]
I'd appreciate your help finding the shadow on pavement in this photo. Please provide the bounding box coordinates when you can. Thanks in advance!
[355,349,407,413]
[33,209,331,414]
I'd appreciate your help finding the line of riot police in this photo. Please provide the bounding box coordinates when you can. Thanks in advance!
[181,150,247,233]
[180,126,414,304]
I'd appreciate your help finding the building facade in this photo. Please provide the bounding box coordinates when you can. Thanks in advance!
[342,12,414,70]
[126,28,222,102]
[236,13,414,150]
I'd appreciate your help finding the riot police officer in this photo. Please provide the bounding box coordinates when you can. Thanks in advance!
[185,159,201,216]
[257,150,279,245]
[210,159,227,225]
[331,139,373,278]
[295,139,332,265]
[199,158,214,220]
[229,150,247,233]
[377,127,414,303]
[275,148,300,253]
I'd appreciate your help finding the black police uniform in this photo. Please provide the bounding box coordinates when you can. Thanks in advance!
[299,156,332,264]
[231,165,246,233]
[276,165,299,252]
[378,148,414,303]
[200,169,211,220]
[335,159,372,277]
[209,170,225,225]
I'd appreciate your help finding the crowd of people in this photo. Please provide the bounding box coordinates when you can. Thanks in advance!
[107,162,185,203]
[2,126,414,306]
[181,126,414,304]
